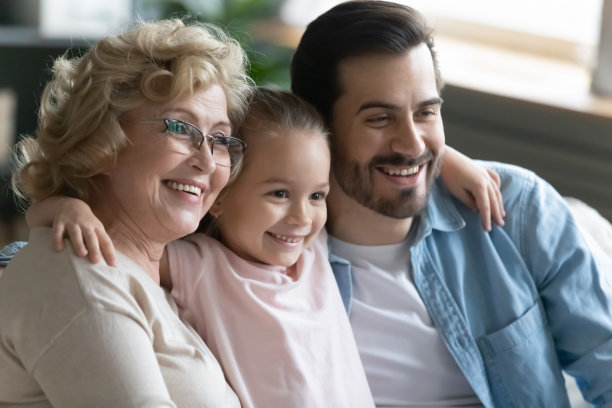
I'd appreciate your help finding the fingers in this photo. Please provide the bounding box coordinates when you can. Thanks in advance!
[487,182,505,228]
[489,182,506,226]
[99,234,117,267]
[486,169,505,225]
[62,225,107,265]
[66,224,89,258]
[486,168,501,187]
[53,223,66,252]
[82,228,102,264]
[461,174,493,231]
[80,227,116,265]
[474,188,492,231]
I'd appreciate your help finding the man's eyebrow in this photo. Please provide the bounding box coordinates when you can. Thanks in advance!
[357,101,398,113]
[357,97,444,113]
[418,97,444,108]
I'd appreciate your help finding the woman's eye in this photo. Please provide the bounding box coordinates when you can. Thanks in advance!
[168,122,188,134]
[212,134,231,146]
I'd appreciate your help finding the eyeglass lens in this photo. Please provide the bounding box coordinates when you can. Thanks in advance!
[164,119,245,167]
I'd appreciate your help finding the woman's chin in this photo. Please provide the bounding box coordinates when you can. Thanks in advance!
[165,214,204,238]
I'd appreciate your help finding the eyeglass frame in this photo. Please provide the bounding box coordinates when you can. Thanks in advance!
[144,118,247,167]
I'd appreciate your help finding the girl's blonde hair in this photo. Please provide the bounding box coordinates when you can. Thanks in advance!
[238,87,329,147]
[12,18,252,204]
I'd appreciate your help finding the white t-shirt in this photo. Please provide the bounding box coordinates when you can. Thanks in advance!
[0,227,239,408]
[168,230,374,408]
[329,235,483,408]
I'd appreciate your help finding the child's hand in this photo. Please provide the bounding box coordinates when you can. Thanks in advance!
[440,147,505,231]
[26,197,117,266]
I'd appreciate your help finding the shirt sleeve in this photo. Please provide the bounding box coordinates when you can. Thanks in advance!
[167,236,208,311]
[33,307,177,408]
[0,241,28,267]
[520,174,612,406]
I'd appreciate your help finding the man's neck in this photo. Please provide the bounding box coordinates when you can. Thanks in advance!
[326,185,414,246]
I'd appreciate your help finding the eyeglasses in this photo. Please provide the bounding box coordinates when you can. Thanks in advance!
[162,118,247,167]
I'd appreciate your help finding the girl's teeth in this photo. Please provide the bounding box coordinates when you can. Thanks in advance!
[272,233,301,243]
[167,181,201,196]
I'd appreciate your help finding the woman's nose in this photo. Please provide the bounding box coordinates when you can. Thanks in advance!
[190,145,217,174]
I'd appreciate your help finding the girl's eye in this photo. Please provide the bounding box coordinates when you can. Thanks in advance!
[270,190,288,198]
[310,191,327,201]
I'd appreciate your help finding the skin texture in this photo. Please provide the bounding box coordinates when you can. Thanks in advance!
[22,69,504,267]
[212,129,330,268]
[89,85,232,278]
[327,45,445,245]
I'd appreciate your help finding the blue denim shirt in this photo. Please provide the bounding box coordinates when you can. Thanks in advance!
[330,163,612,408]
[0,241,27,267]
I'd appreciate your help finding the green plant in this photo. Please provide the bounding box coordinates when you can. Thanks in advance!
[141,0,292,89]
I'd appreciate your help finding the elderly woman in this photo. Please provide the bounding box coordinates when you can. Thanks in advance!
[0,19,249,406]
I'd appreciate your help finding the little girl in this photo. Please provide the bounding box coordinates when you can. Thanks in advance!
[20,87,504,407]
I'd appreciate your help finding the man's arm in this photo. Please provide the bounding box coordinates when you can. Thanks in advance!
[521,175,612,406]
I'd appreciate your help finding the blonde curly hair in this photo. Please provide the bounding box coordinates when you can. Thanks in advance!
[12,18,252,204]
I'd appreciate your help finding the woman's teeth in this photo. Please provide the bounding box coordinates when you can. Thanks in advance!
[383,166,419,176]
[166,181,201,196]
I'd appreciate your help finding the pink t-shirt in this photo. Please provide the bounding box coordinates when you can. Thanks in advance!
[168,230,374,408]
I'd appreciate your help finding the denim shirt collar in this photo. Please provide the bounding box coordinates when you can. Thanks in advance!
[410,180,466,244]
[327,179,466,258]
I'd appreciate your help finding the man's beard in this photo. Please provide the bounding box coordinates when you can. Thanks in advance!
[332,149,444,219]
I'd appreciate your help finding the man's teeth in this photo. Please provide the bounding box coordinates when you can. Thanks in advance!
[167,181,201,196]
[271,233,301,243]
[384,166,419,176]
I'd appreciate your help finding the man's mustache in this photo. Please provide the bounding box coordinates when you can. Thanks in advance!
[369,150,434,167]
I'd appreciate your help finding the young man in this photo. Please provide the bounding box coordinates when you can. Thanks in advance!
[291,1,612,407]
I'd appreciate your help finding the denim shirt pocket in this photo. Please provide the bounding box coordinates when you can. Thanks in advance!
[477,300,570,408]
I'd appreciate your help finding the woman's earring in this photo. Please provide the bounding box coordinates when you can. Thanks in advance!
[209,200,223,218]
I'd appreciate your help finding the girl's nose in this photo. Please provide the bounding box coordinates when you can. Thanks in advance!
[286,202,311,227]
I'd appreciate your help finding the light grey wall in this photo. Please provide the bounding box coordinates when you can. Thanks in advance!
[592,0,612,97]
[442,85,612,221]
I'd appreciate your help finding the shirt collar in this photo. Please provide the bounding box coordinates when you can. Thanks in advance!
[410,179,466,244]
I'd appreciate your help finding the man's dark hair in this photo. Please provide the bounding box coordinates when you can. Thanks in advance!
[290,0,442,126]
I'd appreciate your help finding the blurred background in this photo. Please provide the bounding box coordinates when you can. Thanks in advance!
[1,0,611,248]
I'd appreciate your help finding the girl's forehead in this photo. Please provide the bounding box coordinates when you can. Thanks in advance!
[238,129,329,172]
[242,126,327,146]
